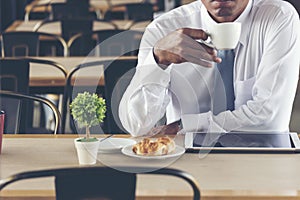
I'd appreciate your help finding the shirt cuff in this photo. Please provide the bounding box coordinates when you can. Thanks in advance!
[208,114,227,133]
[181,113,210,132]
[139,48,171,87]
[181,111,227,133]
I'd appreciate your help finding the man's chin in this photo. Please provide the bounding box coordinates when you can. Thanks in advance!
[215,8,233,17]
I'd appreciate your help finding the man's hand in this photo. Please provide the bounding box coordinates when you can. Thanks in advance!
[153,28,221,68]
[147,121,181,136]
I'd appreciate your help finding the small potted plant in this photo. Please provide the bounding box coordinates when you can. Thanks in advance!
[70,92,106,165]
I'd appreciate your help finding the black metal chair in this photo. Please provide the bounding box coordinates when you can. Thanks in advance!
[22,58,66,133]
[0,58,29,92]
[104,2,154,22]
[61,58,137,134]
[50,2,95,21]
[26,57,67,77]
[24,1,52,21]
[0,57,67,94]
[68,29,143,56]
[0,58,66,134]
[0,58,29,133]
[0,91,61,134]
[1,31,68,57]
[0,166,201,200]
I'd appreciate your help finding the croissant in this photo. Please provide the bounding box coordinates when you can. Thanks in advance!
[132,136,175,156]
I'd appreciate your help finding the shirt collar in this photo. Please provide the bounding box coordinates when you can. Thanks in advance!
[200,0,253,47]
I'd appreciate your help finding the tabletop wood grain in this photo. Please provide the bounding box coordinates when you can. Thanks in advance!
[1,134,300,200]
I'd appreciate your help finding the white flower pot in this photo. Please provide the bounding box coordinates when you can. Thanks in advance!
[74,138,99,165]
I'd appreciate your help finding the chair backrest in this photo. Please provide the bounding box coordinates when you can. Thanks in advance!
[0,58,29,93]
[24,2,51,21]
[1,31,68,57]
[61,19,93,41]
[51,2,95,21]
[0,166,201,200]
[0,91,61,134]
[25,57,68,78]
[103,58,137,134]
[0,58,29,133]
[61,57,137,134]
[104,3,154,21]
[68,29,143,56]
[0,58,66,134]
[126,3,154,21]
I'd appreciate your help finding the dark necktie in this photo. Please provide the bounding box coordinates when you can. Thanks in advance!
[212,49,235,115]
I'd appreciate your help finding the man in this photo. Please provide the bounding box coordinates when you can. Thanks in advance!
[119,0,300,137]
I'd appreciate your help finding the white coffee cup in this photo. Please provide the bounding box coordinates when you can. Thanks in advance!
[207,22,241,50]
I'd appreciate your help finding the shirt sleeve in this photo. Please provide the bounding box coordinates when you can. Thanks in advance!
[119,23,173,137]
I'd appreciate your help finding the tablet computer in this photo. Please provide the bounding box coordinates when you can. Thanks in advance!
[185,132,300,153]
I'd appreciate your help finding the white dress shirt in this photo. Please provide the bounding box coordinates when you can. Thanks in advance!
[119,0,300,137]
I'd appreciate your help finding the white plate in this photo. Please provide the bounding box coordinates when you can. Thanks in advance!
[98,138,136,153]
[121,144,186,159]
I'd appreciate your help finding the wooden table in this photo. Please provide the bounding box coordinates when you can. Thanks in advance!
[29,56,105,88]
[25,0,145,18]
[6,19,149,34]
[24,56,136,93]
[1,134,300,200]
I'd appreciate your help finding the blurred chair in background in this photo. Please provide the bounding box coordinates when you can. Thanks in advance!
[0,166,201,200]
[50,2,95,21]
[0,58,66,134]
[0,58,30,133]
[1,31,66,132]
[103,58,137,134]
[0,58,29,92]
[0,91,60,134]
[68,29,143,56]
[60,19,93,42]
[61,58,137,134]
[24,1,52,21]
[1,31,68,57]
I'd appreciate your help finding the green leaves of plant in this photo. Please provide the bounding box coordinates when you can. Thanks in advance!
[70,92,107,128]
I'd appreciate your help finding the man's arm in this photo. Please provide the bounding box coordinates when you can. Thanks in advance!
[119,25,219,136]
